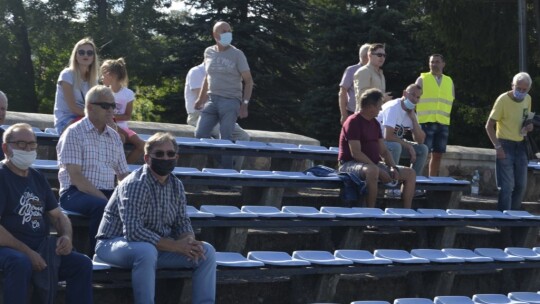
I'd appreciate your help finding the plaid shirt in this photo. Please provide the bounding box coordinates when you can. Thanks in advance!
[57,117,129,193]
[96,165,194,245]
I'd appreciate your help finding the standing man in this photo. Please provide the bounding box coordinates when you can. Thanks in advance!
[353,43,392,112]
[415,54,455,176]
[194,21,254,169]
[0,123,93,304]
[338,88,416,208]
[96,132,216,304]
[0,90,8,160]
[377,84,428,176]
[339,43,370,124]
[57,85,130,254]
[486,72,533,211]
[185,62,250,170]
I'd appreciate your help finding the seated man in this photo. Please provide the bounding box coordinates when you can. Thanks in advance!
[57,85,130,255]
[377,84,428,176]
[96,132,216,304]
[338,88,416,208]
[0,123,92,303]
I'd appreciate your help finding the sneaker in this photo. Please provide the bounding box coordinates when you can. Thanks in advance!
[385,189,401,198]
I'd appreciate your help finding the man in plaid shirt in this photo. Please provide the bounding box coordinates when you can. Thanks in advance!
[57,85,130,255]
[95,132,216,304]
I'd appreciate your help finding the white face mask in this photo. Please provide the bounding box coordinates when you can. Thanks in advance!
[10,149,37,170]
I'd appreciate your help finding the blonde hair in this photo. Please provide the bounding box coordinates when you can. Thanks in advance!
[101,58,129,87]
[68,38,100,91]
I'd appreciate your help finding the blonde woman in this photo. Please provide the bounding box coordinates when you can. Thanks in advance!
[54,38,100,135]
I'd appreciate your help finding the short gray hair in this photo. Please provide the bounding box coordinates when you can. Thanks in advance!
[144,132,177,155]
[359,43,370,60]
[512,72,532,89]
[0,91,7,104]
[84,85,114,115]
[3,123,35,143]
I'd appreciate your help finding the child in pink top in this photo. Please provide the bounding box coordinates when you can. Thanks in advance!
[100,58,145,164]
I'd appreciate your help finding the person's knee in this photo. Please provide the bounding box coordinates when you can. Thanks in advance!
[401,167,416,182]
[417,144,428,155]
[203,242,216,262]
[363,164,380,182]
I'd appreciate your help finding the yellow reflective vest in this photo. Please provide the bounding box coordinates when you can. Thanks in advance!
[417,72,454,125]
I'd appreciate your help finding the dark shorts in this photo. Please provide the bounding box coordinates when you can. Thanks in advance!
[421,122,449,153]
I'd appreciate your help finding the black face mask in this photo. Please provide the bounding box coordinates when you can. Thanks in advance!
[150,158,176,176]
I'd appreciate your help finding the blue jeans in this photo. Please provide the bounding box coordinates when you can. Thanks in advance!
[496,139,528,211]
[96,238,216,304]
[59,186,114,253]
[195,94,241,169]
[384,140,428,176]
[0,247,93,304]
[421,122,449,153]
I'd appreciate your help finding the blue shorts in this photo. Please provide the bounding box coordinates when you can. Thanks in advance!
[421,122,449,153]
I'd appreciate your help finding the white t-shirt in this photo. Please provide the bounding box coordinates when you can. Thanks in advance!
[113,87,135,129]
[54,68,90,127]
[376,98,416,139]
[184,63,206,114]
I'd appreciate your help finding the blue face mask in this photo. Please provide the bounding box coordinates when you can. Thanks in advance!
[513,90,527,100]
[403,98,416,110]
[219,32,233,47]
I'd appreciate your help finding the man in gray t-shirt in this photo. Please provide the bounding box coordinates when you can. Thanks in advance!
[194,21,253,169]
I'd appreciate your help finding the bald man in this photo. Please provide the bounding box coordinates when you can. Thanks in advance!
[0,91,8,161]
[194,21,253,169]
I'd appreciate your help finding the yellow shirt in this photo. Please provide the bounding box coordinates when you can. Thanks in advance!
[353,64,386,112]
[489,91,531,142]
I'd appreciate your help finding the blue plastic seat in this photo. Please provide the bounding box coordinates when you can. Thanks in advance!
[292,250,353,265]
[215,252,265,268]
[410,249,465,263]
[417,176,470,185]
[351,207,401,218]
[434,296,474,304]
[384,208,434,219]
[92,260,112,271]
[351,301,391,304]
[272,171,322,180]
[417,208,464,219]
[61,208,87,218]
[446,209,492,219]
[235,140,275,150]
[241,206,297,218]
[329,146,339,152]
[200,138,237,147]
[32,159,59,169]
[320,206,371,218]
[247,251,311,266]
[282,206,336,218]
[0,124,10,130]
[334,250,392,265]
[44,128,58,135]
[475,210,520,220]
[472,293,527,304]
[441,248,493,263]
[186,205,215,218]
[172,167,208,176]
[507,292,540,303]
[474,248,524,262]
[199,205,258,218]
[201,168,244,177]
[394,298,434,304]
[503,210,540,220]
[298,144,335,154]
[93,254,127,269]
[175,136,211,146]
[504,247,540,260]
[268,142,301,151]
[240,170,283,178]
[373,250,430,264]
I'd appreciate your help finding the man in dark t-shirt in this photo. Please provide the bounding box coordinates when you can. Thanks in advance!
[0,123,92,303]
[338,88,416,208]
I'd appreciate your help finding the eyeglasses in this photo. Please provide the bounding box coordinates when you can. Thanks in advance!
[7,141,38,150]
[372,53,387,58]
[77,50,95,56]
[91,102,116,110]
[151,150,177,158]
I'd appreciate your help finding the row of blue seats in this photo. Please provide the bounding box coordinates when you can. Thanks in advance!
[90,247,540,270]
[187,205,540,220]
[0,124,340,154]
[350,291,540,304]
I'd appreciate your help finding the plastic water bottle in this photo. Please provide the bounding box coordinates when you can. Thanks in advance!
[471,170,480,195]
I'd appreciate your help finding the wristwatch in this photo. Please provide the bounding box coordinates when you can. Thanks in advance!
[243,99,250,105]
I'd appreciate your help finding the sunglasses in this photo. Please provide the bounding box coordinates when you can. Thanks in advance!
[91,102,116,110]
[77,49,95,56]
[372,53,387,58]
[8,141,38,150]
[152,150,177,158]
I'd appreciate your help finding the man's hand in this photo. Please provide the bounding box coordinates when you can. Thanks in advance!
[496,147,506,159]
[194,99,205,111]
[27,250,47,271]
[238,104,248,119]
[56,236,73,255]
[177,236,206,263]
[406,144,417,163]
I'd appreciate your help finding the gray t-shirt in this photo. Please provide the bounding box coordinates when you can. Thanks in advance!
[204,45,250,100]
[53,68,89,127]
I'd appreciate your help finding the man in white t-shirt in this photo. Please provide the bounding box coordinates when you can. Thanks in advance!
[377,84,428,176]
